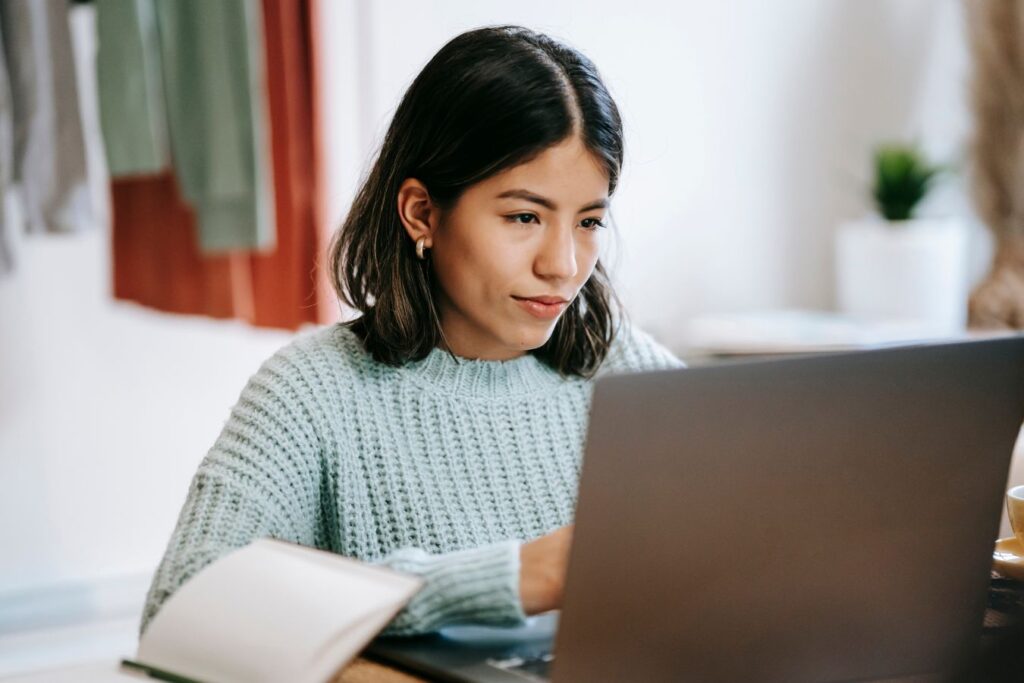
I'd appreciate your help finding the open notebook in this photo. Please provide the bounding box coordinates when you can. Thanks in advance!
[119,538,423,683]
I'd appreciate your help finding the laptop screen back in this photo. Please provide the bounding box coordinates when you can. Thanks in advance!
[554,337,1024,682]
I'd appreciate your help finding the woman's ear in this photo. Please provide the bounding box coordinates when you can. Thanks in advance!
[396,178,439,248]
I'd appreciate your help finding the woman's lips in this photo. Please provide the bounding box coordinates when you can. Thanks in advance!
[512,296,568,320]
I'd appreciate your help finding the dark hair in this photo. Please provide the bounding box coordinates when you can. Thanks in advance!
[328,25,624,378]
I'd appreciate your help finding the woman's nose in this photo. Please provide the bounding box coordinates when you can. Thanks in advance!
[534,224,578,280]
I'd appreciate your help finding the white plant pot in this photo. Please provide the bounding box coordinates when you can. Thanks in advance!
[835,217,969,336]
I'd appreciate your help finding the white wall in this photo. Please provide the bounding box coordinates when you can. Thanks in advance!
[322,0,986,345]
[0,216,292,603]
[0,6,295,630]
[1,0,1005,639]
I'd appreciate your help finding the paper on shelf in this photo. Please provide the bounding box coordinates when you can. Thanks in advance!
[683,309,977,355]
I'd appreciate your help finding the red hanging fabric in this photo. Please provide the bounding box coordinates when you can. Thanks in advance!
[251,0,325,328]
[110,172,254,320]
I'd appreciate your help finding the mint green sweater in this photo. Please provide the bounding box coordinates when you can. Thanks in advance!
[140,321,683,637]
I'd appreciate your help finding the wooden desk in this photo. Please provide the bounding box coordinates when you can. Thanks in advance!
[335,658,427,683]
[0,657,429,683]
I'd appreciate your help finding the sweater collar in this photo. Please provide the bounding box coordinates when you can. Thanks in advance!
[402,346,572,398]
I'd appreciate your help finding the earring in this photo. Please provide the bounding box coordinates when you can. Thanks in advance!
[416,236,430,261]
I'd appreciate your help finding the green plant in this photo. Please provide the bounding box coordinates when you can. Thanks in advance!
[872,144,941,221]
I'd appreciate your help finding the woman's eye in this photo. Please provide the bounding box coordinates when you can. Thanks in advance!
[580,217,607,230]
[506,213,538,225]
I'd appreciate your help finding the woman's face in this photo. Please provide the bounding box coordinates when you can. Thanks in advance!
[425,136,610,360]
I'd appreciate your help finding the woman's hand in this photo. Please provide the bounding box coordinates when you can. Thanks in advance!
[518,524,574,615]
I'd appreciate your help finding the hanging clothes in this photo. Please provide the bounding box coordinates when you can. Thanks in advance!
[97,0,275,252]
[249,0,324,328]
[94,0,169,177]
[110,172,255,320]
[153,0,275,254]
[100,0,326,329]
[0,0,94,275]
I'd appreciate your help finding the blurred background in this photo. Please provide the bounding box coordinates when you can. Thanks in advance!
[2,0,1022,676]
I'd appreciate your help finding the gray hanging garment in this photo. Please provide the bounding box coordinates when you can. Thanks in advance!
[0,0,92,242]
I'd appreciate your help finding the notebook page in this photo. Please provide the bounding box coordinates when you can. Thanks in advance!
[137,539,422,683]
[303,604,413,683]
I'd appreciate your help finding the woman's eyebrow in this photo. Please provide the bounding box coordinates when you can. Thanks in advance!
[495,188,608,213]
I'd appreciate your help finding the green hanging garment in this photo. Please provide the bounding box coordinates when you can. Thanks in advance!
[95,0,169,177]
[96,0,275,253]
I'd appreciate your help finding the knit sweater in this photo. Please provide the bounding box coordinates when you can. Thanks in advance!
[139,320,684,637]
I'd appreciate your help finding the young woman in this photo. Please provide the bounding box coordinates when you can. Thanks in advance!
[140,25,683,638]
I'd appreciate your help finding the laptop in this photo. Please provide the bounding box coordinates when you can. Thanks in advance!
[366,335,1024,682]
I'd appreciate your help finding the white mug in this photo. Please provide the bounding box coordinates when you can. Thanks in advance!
[1007,485,1024,546]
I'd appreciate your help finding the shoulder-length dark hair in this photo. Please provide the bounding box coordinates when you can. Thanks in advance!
[328,25,624,378]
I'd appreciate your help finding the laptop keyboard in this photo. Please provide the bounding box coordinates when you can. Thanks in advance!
[486,649,555,681]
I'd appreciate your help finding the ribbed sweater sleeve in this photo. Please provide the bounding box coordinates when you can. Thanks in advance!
[139,348,325,637]
[374,541,526,635]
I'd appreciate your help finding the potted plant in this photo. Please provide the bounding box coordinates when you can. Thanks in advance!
[835,144,969,336]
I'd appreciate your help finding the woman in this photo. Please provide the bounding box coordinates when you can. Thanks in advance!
[140,25,683,638]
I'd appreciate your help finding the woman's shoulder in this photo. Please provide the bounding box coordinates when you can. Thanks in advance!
[285,321,366,361]
[597,319,686,377]
[250,322,371,389]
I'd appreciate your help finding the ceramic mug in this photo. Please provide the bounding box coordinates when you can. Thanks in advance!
[1008,485,1024,546]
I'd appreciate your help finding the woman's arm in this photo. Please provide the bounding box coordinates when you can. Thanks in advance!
[139,347,326,636]
[372,523,573,636]
[517,524,573,615]
[373,541,526,635]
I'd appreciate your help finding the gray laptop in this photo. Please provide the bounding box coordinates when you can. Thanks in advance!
[366,336,1024,682]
